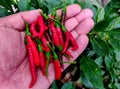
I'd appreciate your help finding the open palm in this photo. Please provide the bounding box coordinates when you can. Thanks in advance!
[0,4,94,89]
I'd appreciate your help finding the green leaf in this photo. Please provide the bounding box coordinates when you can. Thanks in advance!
[0,0,15,12]
[114,61,120,69]
[91,37,109,56]
[30,0,39,8]
[114,49,120,61]
[64,0,76,4]
[80,56,104,89]
[104,52,115,69]
[109,38,120,61]
[0,7,9,17]
[109,28,120,40]
[52,80,58,89]
[93,17,120,32]
[43,0,61,14]
[114,82,120,89]
[81,73,93,88]
[61,82,75,89]
[94,57,103,67]
[96,7,105,23]
[105,0,120,18]
[18,0,30,11]
[81,0,103,8]
[104,51,115,82]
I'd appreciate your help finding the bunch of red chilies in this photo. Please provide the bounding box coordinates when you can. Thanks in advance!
[25,8,78,88]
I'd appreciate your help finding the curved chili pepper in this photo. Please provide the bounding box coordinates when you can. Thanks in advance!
[26,23,40,66]
[61,31,70,53]
[30,20,39,37]
[38,15,45,39]
[27,44,37,88]
[68,32,78,51]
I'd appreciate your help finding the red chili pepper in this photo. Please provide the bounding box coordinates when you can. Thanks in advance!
[60,25,71,53]
[26,23,40,66]
[61,31,70,53]
[38,15,45,39]
[27,44,37,88]
[38,44,46,75]
[52,51,62,80]
[50,22,60,47]
[30,20,39,37]
[55,22,64,47]
[47,43,62,80]
[40,36,51,76]
[68,32,78,51]
[54,60,62,80]
[50,21,62,51]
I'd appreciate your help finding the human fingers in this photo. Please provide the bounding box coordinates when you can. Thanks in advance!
[75,18,94,35]
[65,9,94,32]
[0,9,41,31]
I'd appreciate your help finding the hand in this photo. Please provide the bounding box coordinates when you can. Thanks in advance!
[0,4,94,89]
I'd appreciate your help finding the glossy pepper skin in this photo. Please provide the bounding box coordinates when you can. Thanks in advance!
[30,20,39,37]
[27,44,37,88]
[69,32,78,51]
[55,22,64,48]
[47,42,62,80]
[26,23,40,66]
[38,15,46,39]
[25,23,38,88]
[61,31,70,53]
[26,36,40,66]
[54,60,62,80]
[50,21,62,51]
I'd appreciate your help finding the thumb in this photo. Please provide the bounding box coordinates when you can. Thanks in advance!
[0,9,41,31]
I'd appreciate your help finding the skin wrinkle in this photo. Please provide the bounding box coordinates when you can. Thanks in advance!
[0,26,26,71]
[8,58,29,89]
[0,56,28,87]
